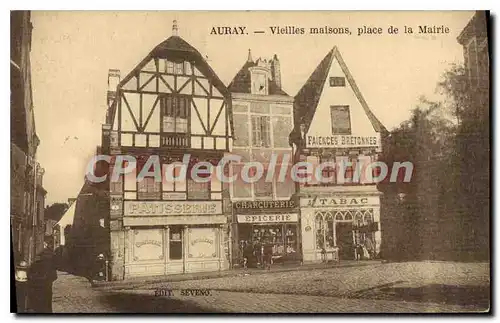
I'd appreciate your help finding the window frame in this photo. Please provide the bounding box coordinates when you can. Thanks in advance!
[330,105,352,135]
[329,76,346,87]
[161,94,190,134]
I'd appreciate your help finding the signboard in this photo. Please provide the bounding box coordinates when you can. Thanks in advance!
[132,229,163,261]
[306,134,380,148]
[237,213,298,223]
[300,196,379,208]
[124,201,222,216]
[188,228,217,258]
[233,200,297,214]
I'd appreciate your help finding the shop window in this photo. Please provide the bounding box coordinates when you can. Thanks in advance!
[251,115,271,147]
[330,106,351,135]
[169,226,183,260]
[315,214,325,249]
[161,95,189,133]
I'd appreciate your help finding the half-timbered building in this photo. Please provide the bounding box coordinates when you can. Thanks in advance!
[101,22,234,280]
[290,46,387,263]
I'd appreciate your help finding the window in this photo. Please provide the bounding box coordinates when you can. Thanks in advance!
[330,106,351,135]
[169,226,183,260]
[319,155,336,186]
[467,38,479,88]
[137,162,161,200]
[272,116,292,148]
[254,175,273,199]
[162,95,189,133]
[233,114,249,147]
[175,62,184,75]
[330,77,346,87]
[251,115,271,147]
[166,61,174,74]
[187,179,210,200]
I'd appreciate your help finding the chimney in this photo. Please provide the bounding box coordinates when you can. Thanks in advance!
[172,20,178,36]
[247,49,253,63]
[107,69,120,108]
[271,54,282,89]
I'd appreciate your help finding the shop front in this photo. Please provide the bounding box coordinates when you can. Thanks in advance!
[299,194,381,263]
[233,200,300,265]
[121,200,229,278]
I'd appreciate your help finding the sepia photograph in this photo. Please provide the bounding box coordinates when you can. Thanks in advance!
[10,10,490,314]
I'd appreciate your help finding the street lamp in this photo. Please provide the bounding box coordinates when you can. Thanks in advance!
[15,260,29,312]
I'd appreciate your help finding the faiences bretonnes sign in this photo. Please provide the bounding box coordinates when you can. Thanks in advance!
[306,135,380,148]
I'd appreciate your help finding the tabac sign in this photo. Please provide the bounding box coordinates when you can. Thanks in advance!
[306,134,381,148]
[300,196,379,208]
[124,201,222,216]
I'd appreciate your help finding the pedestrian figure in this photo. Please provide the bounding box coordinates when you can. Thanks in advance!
[253,239,262,268]
[263,243,273,270]
[243,241,253,269]
[27,249,58,313]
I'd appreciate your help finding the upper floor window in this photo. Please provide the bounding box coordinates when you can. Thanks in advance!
[329,77,346,87]
[330,106,351,135]
[162,95,189,133]
[467,38,479,88]
[137,161,161,200]
[166,61,174,74]
[251,115,271,147]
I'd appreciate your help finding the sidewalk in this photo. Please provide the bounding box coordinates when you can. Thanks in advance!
[93,260,381,290]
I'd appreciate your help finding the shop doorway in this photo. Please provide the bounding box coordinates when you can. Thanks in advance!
[336,223,354,260]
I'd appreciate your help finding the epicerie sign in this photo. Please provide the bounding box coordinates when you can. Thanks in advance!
[300,196,379,208]
[306,135,380,148]
[124,201,222,216]
[237,213,298,223]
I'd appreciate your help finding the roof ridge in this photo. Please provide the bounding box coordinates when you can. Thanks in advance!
[333,48,387,133]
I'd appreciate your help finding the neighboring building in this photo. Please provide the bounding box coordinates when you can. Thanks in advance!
[11,10,47,266]
[101,21,234,280]
[289,47,387,262]
[457,10,489,106]
[228,50,298,265]
[456,11,490,261]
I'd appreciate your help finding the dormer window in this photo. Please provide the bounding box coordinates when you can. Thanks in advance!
[329,77,346,87]
[253,72,268,95]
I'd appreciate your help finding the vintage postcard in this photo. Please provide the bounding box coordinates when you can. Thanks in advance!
[11,10,490,314]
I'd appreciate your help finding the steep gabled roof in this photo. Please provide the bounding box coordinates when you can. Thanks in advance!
[228,60,288,96]
[293,46,387,134]
[119,36,230,99]
[110,34,234,136]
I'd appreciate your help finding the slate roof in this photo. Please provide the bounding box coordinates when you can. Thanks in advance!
[228,60,288,96]
[293,46,387,135]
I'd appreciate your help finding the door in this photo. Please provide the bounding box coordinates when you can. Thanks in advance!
[336,223,354,260]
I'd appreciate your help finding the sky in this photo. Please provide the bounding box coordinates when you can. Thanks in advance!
[29,11,475,205]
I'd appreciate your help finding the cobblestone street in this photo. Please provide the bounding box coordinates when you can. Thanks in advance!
[53,261,489,313]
